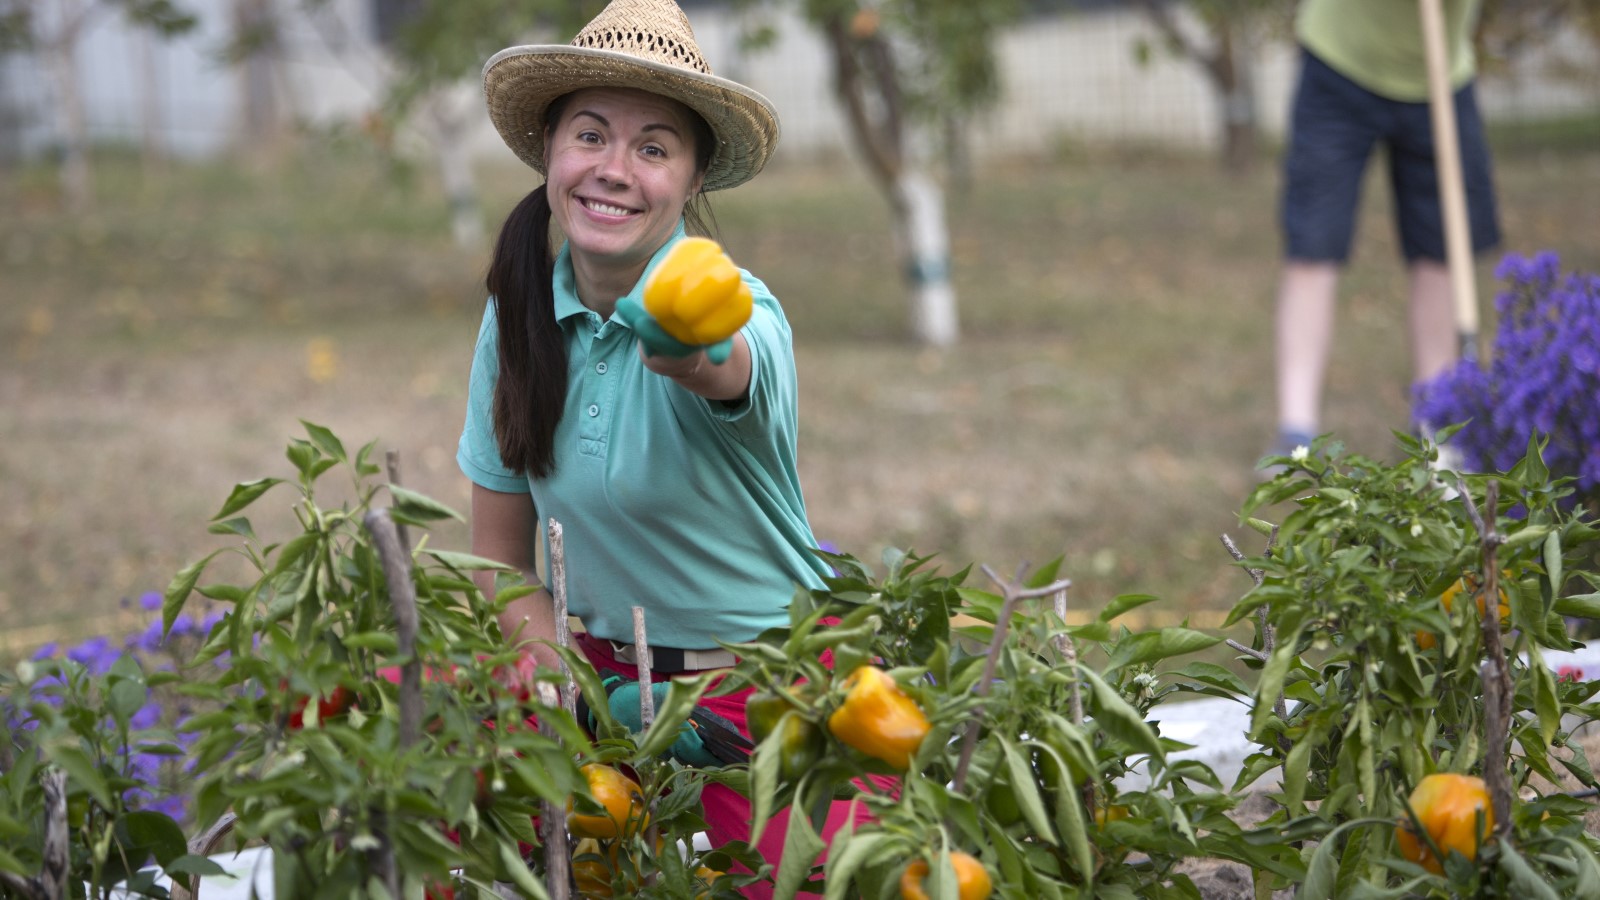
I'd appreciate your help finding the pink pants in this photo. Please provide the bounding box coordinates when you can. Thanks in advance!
[576,633,885,898]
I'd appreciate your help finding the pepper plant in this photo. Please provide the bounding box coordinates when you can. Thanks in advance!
[725,550,1309,898]
[161,422,760,898]
[1,649,212,898]
[1236,433,1600,896]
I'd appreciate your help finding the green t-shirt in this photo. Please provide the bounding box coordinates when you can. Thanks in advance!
[456,224,830,649]
[1297,0,1483,102]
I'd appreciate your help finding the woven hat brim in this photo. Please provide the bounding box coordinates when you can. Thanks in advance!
[483,45,780,192]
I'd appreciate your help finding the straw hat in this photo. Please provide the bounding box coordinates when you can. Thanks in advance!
[483,0,780,192]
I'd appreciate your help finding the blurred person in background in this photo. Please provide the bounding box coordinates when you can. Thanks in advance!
[1266,0,1500,463]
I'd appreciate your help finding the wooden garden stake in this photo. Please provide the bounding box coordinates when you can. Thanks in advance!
[0,768,67,899]
[549,518,577,718]
[366,508,421,750]
[951,564,1071,795]
[384,449,410,553]
[1053,588,1083,726]
[633,606,655,730]
[537,681,573,900]
[363,506,421,899]
[1458,477,1513,839]
[1221,530,1291,755]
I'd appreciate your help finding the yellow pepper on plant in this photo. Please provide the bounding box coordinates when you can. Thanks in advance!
[1415,571,1513,651]
[898,852,993,900]
[1395,772,1494,874]
[826,665,931,771]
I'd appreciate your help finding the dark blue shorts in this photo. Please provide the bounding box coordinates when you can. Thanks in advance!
[1281,48,1501,263]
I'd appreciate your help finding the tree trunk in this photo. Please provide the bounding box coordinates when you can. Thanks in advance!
[424,93,483,250]
[821,14,960,347]
[1132,0,1261,174]
[46,0,93,214]
[138,28,166,171]
[896,164,958,347]
[233,0,282,165]
[1213,23,1259,174]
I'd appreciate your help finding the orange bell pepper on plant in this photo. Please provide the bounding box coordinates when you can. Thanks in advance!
[899,852,993,900]
[826,665,931,770]
[568,764,649,840]
[1415,571,1513,651]
[642,236,753,346]
[1395,772,1494,874]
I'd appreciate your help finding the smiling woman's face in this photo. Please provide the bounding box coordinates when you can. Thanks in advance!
[544,87,707,293]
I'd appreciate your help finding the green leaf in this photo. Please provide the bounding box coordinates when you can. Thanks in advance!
[1299,819,1368,900]
[773,798,827,899]
[109,678,149,724]
[1527,644,1562,746]
[1106,627,1221,670]
[121,810,189,867]
[163,550,222,636]
[1505,524,1553,549]
[1250,620,1304,740]
[1098,593,1161,622]
[636,671,720,760]
[162,854,230,878]
[1554,593,1600,619]
[300,420,347,462]
[1076,665,1163,762]
[44,747,112,808]
[196,583,248,604]
[340,632,399,654]
[212,477,283,520]
[207,517,257,539]
[388,485,464,523]
[1558,836,1600,900]
[999,734,1055,844]
[497,836,551,900]
[425,550,516,571]
[823,828,891,900]
[0,846,26,876]
[1497,838,1562,900]
[1172,661,1251,697]
[745,709,783,850]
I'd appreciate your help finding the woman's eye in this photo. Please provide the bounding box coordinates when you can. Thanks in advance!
[641,145,665,158]
[577,130,601,144]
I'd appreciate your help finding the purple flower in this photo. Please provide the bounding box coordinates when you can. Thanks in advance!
[139,592,163,612]
[66,637,118,675]
[1415,252,1600,507]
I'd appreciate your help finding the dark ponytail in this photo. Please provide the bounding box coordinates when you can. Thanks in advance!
[487,184,566,479]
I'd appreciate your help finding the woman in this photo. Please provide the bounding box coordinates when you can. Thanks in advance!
[457,0,849,890]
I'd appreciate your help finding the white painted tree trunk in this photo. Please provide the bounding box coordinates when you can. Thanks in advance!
[46,9,93,213]
[895,166,958,347]
[138,28,166,169]
[424,93,483,250]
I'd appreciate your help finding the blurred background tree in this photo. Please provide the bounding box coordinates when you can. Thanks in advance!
[734,0,1024,348]
[0,0,196,212]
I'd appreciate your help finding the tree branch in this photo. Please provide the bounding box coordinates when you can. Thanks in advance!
[821,14,903,206]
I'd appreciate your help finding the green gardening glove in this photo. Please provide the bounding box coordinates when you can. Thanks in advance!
[600,676,751,768]
[612,296,734,365]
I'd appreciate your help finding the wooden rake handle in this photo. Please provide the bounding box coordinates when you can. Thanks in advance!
[1418,0,1481,361]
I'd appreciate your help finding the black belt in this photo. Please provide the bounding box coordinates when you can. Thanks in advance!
[607,640,737,672]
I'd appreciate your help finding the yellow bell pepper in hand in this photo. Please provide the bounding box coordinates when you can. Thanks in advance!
[643,236,753,346]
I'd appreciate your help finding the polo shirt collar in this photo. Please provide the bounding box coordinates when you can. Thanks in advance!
[551,221,690,325]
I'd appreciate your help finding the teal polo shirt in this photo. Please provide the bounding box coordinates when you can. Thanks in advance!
[456,225,830,650]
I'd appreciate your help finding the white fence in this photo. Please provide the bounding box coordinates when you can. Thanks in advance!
[2,1,1596,167]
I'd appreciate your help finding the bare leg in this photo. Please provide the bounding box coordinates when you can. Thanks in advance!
[1407,258,1458,385]
[1274,260,1342,437]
